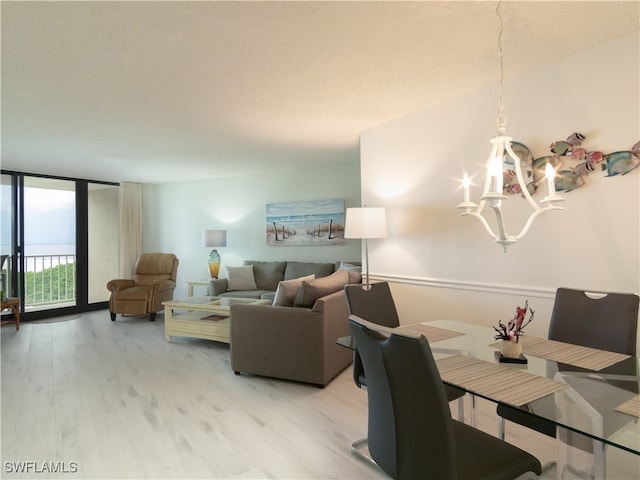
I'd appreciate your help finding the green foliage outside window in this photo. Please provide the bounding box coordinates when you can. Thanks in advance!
[25,263,76,305]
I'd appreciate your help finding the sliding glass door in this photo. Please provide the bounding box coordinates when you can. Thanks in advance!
[1,171,118,320]
[24,176,77,310]
[1,175,16,302]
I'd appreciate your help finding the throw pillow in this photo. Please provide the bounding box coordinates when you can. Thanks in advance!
[347,269,363,284]
[338,261,363,283]
[272,274,315,307]
[338,261,362,272]
[226,265,257,291]
[293,269,350,308]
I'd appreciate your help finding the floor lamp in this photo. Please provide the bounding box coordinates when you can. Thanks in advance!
[344,207,387,289]
[202,229,227,278]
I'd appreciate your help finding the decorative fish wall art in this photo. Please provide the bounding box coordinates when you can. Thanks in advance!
[503,133,640,195]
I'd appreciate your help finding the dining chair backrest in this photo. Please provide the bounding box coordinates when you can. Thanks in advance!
[348,317,397,478]
[344,282,400,327]
[380,329,457,479]
[548,287,639,355]
[345,282,400,388]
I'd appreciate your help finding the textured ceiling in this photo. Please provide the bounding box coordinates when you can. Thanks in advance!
[2,1,639,184]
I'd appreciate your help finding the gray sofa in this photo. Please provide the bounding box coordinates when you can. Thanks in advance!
[226,260,361,386]
[211,260,356,301]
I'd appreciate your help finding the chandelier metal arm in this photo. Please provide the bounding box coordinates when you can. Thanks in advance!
[505,138,540,211]
[515,205,562,241]
[463,211,499,240]
[461,198,562,252]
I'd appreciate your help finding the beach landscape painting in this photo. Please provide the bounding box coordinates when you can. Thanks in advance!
[266,199,345,246]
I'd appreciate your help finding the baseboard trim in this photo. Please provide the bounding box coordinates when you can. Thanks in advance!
[368,273,556,299]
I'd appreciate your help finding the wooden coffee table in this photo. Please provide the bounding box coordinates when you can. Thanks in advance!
[163,296,270,343]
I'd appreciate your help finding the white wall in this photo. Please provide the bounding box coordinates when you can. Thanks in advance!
[88,185,119,302]
[142,161,362,298]
[360,32,640,344]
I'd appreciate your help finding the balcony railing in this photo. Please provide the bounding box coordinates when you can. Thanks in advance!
[2,254,77,309]
[27,254,76,307]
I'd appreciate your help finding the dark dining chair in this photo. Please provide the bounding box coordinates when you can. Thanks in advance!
[547,288,638,356]
[345,283,404,467]
[349,316,542,480]
[345,282,465,399]
[348,315,397,474]
[496,287,639,475]
[344,281,465,463]
[344,282,400,388]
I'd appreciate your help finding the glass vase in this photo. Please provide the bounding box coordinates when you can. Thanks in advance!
[208,249,221,279]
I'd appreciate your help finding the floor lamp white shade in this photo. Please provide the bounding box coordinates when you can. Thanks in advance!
[344,207,388,239]
[344,207,387,288]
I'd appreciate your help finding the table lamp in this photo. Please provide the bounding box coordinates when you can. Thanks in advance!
[344,207,387,289]
[202,229,227,278]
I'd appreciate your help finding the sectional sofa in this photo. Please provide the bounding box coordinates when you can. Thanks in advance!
[210,260,359,300]
[218,260,361,386]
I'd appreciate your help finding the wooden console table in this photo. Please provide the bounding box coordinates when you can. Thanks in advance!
[1,297,20,331]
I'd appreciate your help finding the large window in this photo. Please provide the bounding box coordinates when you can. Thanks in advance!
[24,177,76,310]
[1,172,118,320]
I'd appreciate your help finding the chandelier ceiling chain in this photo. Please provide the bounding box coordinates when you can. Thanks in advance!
[456,0,564,253]
[496,0,506,133]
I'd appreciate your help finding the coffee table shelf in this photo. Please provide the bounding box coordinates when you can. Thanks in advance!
[163,296,270,343]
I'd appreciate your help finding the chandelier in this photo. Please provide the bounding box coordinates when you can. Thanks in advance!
[456,0,563,253]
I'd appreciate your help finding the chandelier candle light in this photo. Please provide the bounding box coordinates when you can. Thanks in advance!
[202,229,227,279]
[456,0,563,252]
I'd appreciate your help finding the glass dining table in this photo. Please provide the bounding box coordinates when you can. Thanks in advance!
[339,319,639,479]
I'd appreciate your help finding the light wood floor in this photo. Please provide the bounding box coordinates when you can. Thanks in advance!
[1,310,637,479]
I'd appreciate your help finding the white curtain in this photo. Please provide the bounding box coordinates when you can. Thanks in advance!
[119,182,142,277]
